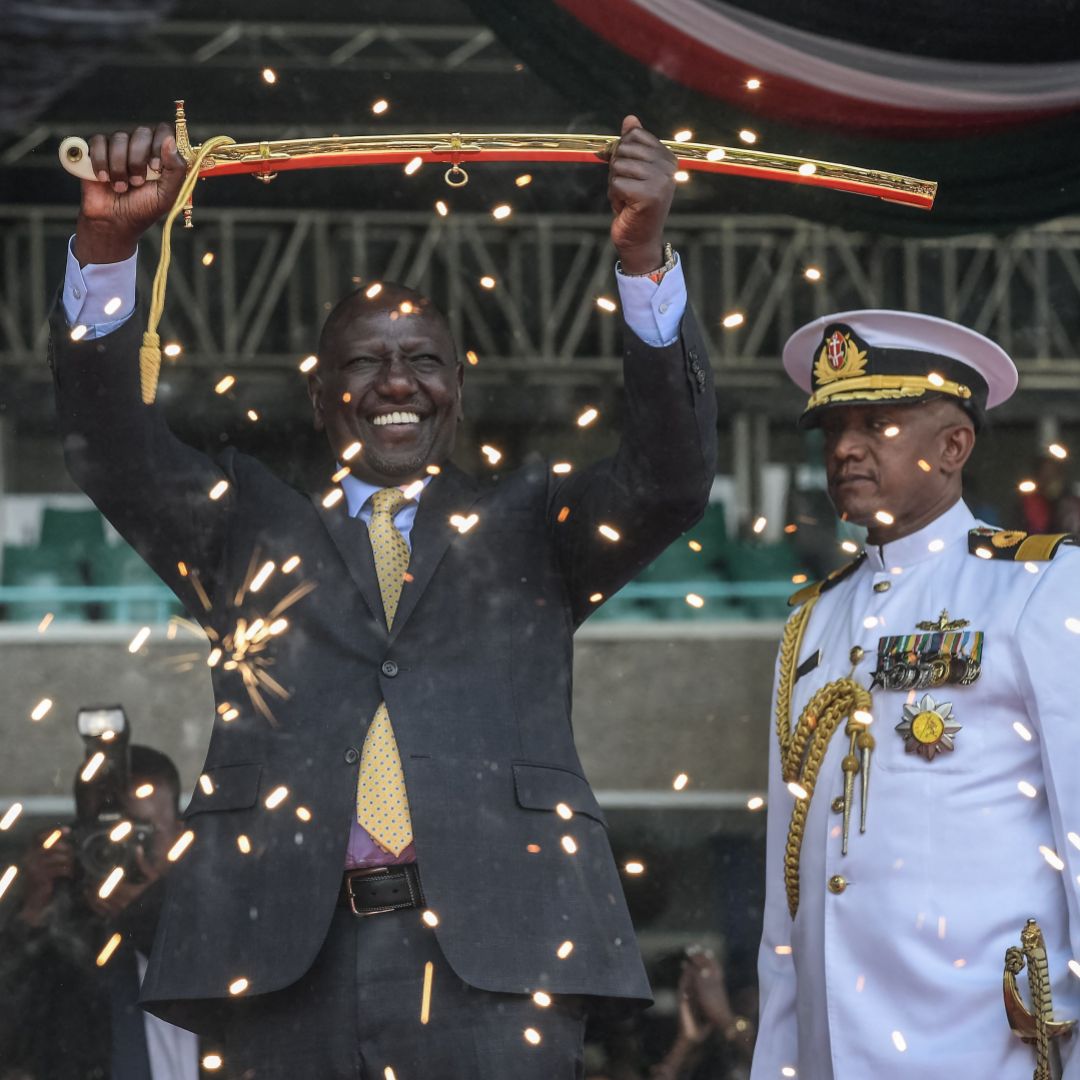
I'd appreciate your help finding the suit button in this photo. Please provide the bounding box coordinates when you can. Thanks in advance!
[688,349,698,361]
[381,660,399,677]
[344,747,359,765]
[828,875,848,894]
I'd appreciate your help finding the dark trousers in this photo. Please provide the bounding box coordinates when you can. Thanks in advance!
[222,904,587,1080]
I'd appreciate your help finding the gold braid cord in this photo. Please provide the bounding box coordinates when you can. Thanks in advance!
[775,597,871,918]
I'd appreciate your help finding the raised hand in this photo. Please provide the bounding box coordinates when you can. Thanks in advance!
[75,122,188,266]
[606,115,677,274]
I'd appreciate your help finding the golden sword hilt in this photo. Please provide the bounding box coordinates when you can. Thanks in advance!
[1004,919,1075,1080]
[57,101,939,217]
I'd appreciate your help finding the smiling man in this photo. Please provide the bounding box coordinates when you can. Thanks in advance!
[49,116,717,1078]
[751,311,1080,1080]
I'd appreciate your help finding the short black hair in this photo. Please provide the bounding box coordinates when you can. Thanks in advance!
[129,744,181,814]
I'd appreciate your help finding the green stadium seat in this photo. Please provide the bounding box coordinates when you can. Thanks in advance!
[39,507,106,557]
[722,541,801,619]
[1,544,86,622]
[88,542,177,622]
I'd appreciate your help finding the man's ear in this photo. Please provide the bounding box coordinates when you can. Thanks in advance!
[308,374,325,432]
[940,420,975,476]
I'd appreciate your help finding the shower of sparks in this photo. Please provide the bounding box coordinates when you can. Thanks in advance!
[435,200,449,216]
[874,510,895,526]
[96,933,123,967]
[557,940,574,959]
[265,786,289,809]
[787,781,808,800]
[555,802,573,820]
[561,836,578,854]
[722,312,745,328]
[706,147,726,161]
[70,324,89,341]
[1068,832,1080,851]
[685,593,704,608]
[598,524,620,542]
[104,296,123,315]
[262,67,277,84]
[128,626,151,653]
[31,698,53,721]
[209,480,229,501]
[746,77,762,89]
[134,784,154,799]
[371,99,389,115]
[404,156,423,176]
[229,978,249,996]
[492,204,512,220]
[422,909,439,927]
[237,834,252,854]
[673,773,689,791]
[752,516,767,534]
[781,1069,796,1078]
[202,1055,223,1071]
[207,648,222,667]
[747,796,765,811]
[552,462,572,475]
[526,843,541,854]
[673,129,693,142]
[803,267,822,282]
[883,425,900,438]
[688,539,702,552]
[81,752,106,782]
[110,821,133,842]
[449,513,479,534]
[163,342,182,358]
[202,252,215,266]
[465,350,479,366]
[524,1028,542,1046]
[798,163,816,176]
[739,129,758,144]
[576,407,599,426]
[247,410,259,422]
[99,867,124,898]
[384,1071,397,1080]
[791,574,808,585]
[841,540,859,554]
[282,555,301,573]
[515,174,533,186]
[167,830,195,862]
[0,803,22,830]
[332,466,351,484]
[927,372,945,387]
[533,991,551,1006]
[365,282,383,299]
[673,170,690,183]
[1070,960,1080,979]
[342,441,362,461]
[1066,617,1080,634]
[215,375,236,394]
[420,961,434,1024]
[481,445,502,465]
[774,945,793,956]
[891,1031,908,1053]
[37,612,54,633]
[199,774,215,796]
[624,861,645,875]
[250,561,276,593]
[1013,721,1033,741]
[928,538,945,552]
[596,296,618,313]
[323,488,343,508]
[1017,781,1037,798]
[1018,479,1036,493]
[589,592,603,603]
[1049,443,1068,460]
[479,275,496,289]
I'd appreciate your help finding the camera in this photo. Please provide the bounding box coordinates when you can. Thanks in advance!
[71,706,154,884]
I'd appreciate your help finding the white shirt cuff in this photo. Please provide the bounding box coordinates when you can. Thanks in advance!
[62,235,138,339]
[615,253,687,348]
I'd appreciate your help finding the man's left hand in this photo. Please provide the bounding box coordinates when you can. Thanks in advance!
[84,844,163,922]
[607,115,677,274]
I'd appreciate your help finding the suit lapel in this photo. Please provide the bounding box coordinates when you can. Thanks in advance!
[309,492,385,628]
[390,464,482,642]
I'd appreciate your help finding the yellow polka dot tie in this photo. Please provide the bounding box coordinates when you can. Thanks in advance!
[356,487,414,856]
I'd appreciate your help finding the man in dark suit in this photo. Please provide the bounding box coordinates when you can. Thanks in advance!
[50,114,717,1078]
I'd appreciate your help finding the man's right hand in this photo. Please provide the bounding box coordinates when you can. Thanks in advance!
[74,122,188,267]
[17,827,75,928]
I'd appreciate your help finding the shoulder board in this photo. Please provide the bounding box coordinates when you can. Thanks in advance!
[788,552,866,607]
[968,526,1079,562]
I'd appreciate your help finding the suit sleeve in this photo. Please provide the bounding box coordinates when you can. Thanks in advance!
[749,622,801,1080]
[1013,554,1080,1079]
[546,305,717,626]
[48,300,236,607]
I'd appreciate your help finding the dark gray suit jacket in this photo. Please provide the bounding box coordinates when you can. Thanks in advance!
[49,302,718,1034]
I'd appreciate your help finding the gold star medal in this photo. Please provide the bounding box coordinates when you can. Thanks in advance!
[895,694,961,761]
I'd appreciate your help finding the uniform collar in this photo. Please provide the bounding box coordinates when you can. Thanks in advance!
[864,499,976,572]
[339,470,432,519]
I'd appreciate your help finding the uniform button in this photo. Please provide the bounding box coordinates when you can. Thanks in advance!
[828,875,848,894]
[831,796,845,814]
[344,747,359,765]
[849,646,865,665]
[659,302,669,314]
[381,660,399,677]
[873,581,891,593]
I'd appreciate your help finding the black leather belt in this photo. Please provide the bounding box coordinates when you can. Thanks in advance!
[338,864,425,917]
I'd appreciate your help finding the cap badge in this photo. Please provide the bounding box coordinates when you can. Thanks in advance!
[814,328,868,385]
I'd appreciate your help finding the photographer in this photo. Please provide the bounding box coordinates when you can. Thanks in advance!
[0,735,201,1080]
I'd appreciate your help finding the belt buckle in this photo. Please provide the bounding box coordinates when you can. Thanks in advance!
[345,866,393,918]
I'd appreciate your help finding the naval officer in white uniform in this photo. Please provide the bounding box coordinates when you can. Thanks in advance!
[751,311,1080,1080]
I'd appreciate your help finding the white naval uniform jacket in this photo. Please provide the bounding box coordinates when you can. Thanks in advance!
[751,500,1080,1080]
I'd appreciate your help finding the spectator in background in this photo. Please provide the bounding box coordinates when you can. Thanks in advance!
[1019,453,1080,534]
[0,746,203,1080]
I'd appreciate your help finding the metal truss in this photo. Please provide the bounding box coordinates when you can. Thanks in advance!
[5,206,1080,400]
